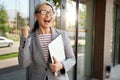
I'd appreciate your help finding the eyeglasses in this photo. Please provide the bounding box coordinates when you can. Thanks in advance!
[35,9,54,16]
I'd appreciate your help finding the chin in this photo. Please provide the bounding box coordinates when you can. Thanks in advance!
[43,26,51,28]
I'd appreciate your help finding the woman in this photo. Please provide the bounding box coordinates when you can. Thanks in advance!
[18,1,76,80]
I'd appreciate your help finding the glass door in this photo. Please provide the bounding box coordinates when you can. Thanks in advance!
[112,5,120,66]
[55,0,94,80]
[0,0,29,80]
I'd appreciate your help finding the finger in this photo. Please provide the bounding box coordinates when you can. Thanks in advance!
[21,27,30,33]
[26,26,30,31]
[21,26,30,30]
[49,64,56,72]
[21,26,30,38]
[52,56,58,64]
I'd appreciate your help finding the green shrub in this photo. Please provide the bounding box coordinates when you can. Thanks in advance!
[0,52,18,60]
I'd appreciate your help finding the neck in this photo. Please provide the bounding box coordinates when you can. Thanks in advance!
[38,27,51,34]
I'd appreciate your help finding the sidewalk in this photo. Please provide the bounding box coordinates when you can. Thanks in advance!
[0,57,26,80]
[0,58,18,69]
[105,64,120,80]
[110,65,120,80]
[0,57,120,80]
[0,68,26,80]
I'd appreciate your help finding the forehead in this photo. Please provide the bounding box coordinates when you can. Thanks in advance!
[39,4,53,10]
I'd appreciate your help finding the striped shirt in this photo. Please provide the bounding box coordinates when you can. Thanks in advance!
[39,34,52,63]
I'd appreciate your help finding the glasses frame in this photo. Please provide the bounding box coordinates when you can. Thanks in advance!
[35,9,54,16]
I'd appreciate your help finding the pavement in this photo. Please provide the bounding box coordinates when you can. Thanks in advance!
[0,58,18,69]
[0,57,120,80]
[0,42,19,55]
[0,68,26,80]
[106,65,120,80]
[0,58,26,80]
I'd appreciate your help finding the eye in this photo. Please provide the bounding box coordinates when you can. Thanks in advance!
[36,9,54,16]
[40,10,47,14]
[48,11,54,15]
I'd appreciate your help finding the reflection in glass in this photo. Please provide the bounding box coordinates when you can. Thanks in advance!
[0,0,29,69]
[64,0,94,80]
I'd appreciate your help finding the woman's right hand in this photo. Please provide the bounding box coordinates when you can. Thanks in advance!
[21,26,30,38]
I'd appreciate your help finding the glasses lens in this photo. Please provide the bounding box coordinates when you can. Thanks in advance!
[48,11,54,16]
[40,10,47,15]
[36,10,54,16]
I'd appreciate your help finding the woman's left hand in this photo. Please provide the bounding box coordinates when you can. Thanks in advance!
[49,56,64,72]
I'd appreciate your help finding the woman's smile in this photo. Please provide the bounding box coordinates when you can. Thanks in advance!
[43,19,51,25]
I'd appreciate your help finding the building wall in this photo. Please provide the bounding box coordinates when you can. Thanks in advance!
[104,0,114,78]
[104,0,113,66]
[92,0,114,79]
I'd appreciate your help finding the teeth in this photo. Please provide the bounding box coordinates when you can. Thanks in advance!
[44,20,50,22]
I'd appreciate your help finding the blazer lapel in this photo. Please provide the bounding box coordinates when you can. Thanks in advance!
[51,27,59,41]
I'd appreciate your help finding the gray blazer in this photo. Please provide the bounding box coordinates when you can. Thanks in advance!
[18,27,76,80]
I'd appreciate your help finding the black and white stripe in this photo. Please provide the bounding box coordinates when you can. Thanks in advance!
[39,34,52,63]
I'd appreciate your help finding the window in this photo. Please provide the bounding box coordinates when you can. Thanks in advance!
[0,0,29,80]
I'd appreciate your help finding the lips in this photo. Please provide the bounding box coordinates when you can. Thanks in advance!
[44,19,51,23]
[43,19,51,25]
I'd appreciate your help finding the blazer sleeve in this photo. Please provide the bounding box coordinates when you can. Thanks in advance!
[61,31,76,73]
[18,36,32,68]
